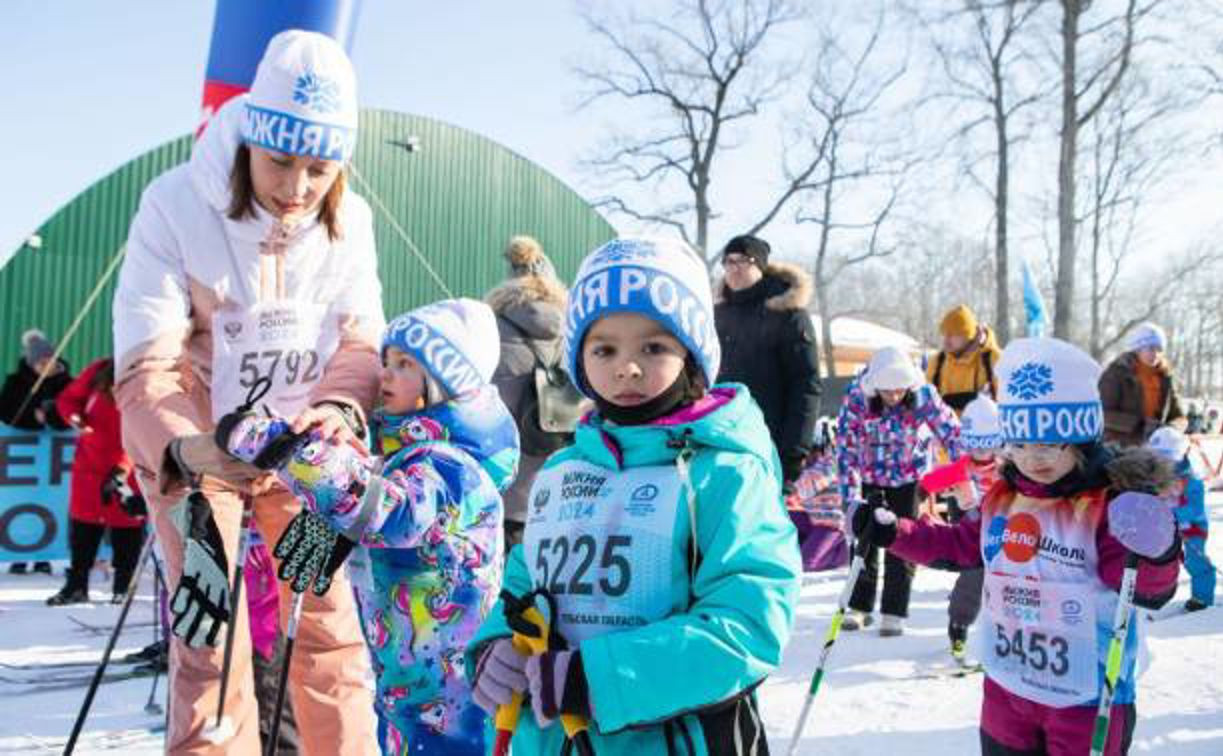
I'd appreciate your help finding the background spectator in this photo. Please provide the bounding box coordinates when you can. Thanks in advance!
[0,328,72,575]
[1100,322,1185,446]
[487,235,582,549]
[714,234,822,491]
[46,359,145,605]
[926,304,1002,413]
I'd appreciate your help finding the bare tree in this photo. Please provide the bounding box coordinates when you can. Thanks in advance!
[1052,0,1157,339]
[1080,73,1183,358]
[575,0,798,259]
[787,13,915,375]
[916,0,1048,344]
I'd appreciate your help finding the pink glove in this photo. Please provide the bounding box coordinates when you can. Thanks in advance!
[471,640,529,715]
[1108,492,1177,560]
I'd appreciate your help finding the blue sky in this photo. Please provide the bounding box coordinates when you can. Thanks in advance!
[2,1,1219,275]
[0,1,603,259]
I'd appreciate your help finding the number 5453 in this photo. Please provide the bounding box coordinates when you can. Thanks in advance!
[994,624,1070,677]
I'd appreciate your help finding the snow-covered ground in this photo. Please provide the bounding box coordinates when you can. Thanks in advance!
[2,492,1220,754]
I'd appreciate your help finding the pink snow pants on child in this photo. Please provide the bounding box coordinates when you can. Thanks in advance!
[980,677,1135,755]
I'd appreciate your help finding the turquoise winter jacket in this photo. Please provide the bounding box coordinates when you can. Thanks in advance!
[467,384,801,755]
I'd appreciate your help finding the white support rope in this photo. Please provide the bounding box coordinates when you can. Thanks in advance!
[348,165,454,298]
[13,244,127,421]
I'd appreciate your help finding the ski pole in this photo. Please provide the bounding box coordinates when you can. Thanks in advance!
[209,495,254,738]
[1090,553,1140,756]
[787,523,872,755]
[64,531,156,755]
[144,548,165,716]
[266,590,305,756]
[494,590,594,756]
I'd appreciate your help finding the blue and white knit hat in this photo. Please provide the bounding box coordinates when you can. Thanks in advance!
[1127,322,1166,353]
[383,299,500,397]
[243,30,358,162]
[1147,426,1190,463]
[565,237,720,399]
[961,394,1002,450]
[997,337,1103,445]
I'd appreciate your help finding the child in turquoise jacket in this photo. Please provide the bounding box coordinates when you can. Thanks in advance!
[222,299,519,755]
[467,238,802,755]
[1149,427,1215,610]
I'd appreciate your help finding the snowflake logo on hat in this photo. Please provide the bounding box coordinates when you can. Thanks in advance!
[293,70,342,113]
[590,239,652,266]
[1007,362,1055,401]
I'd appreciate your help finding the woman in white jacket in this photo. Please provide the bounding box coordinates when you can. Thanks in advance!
[113,31,380,754]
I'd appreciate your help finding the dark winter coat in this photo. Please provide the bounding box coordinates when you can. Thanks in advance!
[1099,351,1185,447]
[714,261,822,479]
[0,357,72,430]
[487,272,569,522]
[55,359,143,529]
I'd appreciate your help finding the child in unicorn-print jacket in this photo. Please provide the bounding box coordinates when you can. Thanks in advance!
[224,299,520,755]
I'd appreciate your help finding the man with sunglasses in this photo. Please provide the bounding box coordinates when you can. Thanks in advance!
[713,235,822,493]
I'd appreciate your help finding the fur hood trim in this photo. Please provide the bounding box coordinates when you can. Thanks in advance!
[1105,446,1177,494]
[486,274,567,315]
[713,260,813,312]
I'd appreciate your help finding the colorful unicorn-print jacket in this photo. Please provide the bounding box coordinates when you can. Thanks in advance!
[227,385,519,755]
[836,380,962,505]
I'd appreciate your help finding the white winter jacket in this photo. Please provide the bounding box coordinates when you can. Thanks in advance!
[113,96,385,491]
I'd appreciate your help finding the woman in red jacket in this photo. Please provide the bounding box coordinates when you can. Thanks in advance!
[47,358,145,605]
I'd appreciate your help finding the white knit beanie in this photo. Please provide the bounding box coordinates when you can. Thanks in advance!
[243,30,358,162]
[565,237,720,399]
[1147,426,1190,464]
[862,347,924,396]
[382,299,500,397]
[961,394,1002,450]
[997,337,1103,444]
[1127,322,1167,353]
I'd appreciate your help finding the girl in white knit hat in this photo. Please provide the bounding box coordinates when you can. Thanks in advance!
[853,337,1181,754]
[113,29,381,752]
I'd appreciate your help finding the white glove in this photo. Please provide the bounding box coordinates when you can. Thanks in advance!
[169,491,231,648]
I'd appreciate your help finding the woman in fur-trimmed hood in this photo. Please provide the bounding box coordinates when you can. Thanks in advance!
[713,234,822,487]
[486,236,572,546]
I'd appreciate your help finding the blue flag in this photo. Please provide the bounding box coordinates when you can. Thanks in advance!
[1022,260,1048,338]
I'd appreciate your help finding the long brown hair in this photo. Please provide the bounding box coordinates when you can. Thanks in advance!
[228,144,346,241]
[90,359,115,396]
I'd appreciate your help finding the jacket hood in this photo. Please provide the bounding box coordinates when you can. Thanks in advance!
[189,96,322,245]
[376,384,521,491]
[714,261,813,312]
[190,97,248,214]
[944,325,1000,364]
[569,384,778,474]
[486,276,568,340]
